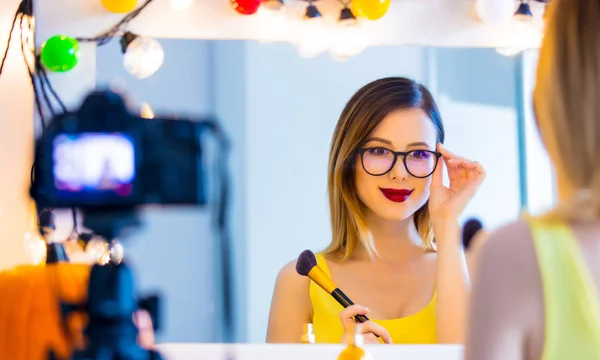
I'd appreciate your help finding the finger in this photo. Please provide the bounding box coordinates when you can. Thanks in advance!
[430,147,444,188]
[359,322,392,344]
[444,158,460,184]
[339,305,369,331]
[437,143,460,162]
[455,159,468,180]
[363,333,380,344]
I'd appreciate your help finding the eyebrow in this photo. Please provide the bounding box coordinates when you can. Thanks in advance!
[364,138,433,149]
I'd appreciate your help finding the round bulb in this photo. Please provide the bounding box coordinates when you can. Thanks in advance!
[329,22,366,61]
[109,239,125,264]
[351,0,391,21]
[101,0,138,13]
[475,0,515,24]
[295,17,331,59]
[231,0,261,15]
[170,0,193,10]
[23,231,46,265]
[85,238,110,265]
[256,5,288,43]
[40,35,80,72]
[123,36,165,79]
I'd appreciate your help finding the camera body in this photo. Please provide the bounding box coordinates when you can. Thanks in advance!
[30,90,206,209]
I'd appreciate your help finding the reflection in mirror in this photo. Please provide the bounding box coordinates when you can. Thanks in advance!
[94,39,527,344]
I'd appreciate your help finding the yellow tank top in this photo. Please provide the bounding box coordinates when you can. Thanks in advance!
[528,217,600,359]
[309,253,437,344]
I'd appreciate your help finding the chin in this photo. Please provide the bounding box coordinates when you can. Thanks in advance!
[372,202,419,222]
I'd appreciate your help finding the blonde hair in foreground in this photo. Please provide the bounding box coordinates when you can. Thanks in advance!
[535,0,600,220]
[323,78,445,261]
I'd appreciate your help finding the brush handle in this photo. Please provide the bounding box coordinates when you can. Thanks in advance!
[331,288,370,323]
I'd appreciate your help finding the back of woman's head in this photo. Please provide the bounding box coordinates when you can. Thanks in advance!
[325,77,444,260]
[535,0,600,219]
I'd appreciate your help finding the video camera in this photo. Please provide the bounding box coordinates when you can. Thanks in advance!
[30,90,207,210]
[30,90,231,360]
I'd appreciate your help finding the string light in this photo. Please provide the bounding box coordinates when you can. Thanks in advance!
[474,0,515,24]
[120,32,164,79]
[329,6,366,61]
[295,1,331,58]
[514,0,533,21]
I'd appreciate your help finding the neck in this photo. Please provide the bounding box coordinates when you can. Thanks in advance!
[352,211,424,261]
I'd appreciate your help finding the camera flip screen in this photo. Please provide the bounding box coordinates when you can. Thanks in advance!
[52,133,136,200]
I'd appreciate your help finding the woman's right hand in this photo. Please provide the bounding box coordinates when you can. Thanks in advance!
[339,305,393,344]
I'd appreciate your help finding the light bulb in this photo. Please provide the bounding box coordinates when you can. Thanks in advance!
[109,239,125,264]
[85,237,110,265]
[122,36,164,79]
[256,5,288,43]
[295,17,331,59]
[496,47,523,56]
[23,231,46,265]
[140,102,154,119]
[329,21,366,61]
[170,0,193,10]
[475,0,515,24]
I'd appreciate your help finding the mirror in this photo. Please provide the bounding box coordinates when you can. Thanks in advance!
[92,38,531,344]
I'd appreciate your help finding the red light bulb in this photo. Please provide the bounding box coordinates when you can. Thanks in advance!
[231,0,261,15]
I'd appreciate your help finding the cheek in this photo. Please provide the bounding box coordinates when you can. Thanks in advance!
[411,177,432,202]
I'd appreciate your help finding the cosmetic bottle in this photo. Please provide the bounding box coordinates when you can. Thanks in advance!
[301,323,316,344]
[338,323,373,360]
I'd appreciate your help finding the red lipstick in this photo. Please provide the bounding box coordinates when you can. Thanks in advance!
[380,188,413,203]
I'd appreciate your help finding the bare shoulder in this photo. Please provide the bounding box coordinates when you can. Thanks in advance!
[478,219,539,273]
[466,219,545,360]
[276,259,311,294]
[266,259,312,343]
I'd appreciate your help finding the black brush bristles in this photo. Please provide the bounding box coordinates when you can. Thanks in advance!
[296,250,317,276]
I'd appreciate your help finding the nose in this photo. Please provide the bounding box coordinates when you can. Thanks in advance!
[389,156,408,180]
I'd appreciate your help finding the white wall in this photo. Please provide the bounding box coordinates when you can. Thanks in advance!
[0,0,34,269]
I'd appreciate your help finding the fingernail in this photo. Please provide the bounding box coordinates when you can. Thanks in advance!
[364,307,370,312]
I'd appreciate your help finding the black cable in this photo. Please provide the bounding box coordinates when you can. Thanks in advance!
[0,4,20,77]
[76,0,154,47]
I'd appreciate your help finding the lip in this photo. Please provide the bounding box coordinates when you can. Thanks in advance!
[379,188,414,203]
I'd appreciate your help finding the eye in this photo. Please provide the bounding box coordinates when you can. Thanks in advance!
[366,147,391,156]
[409,150,431,159]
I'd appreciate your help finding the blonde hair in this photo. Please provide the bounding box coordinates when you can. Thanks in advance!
[323,78,445,261]
[535,0,600,221]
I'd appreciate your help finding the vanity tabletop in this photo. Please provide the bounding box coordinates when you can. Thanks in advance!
[156,343,464,360]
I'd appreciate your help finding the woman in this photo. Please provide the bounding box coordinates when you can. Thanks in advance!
[267,77,485,344]
[466,0,600,359]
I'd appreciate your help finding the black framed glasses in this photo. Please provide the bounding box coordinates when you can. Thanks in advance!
[357,147,442,178]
